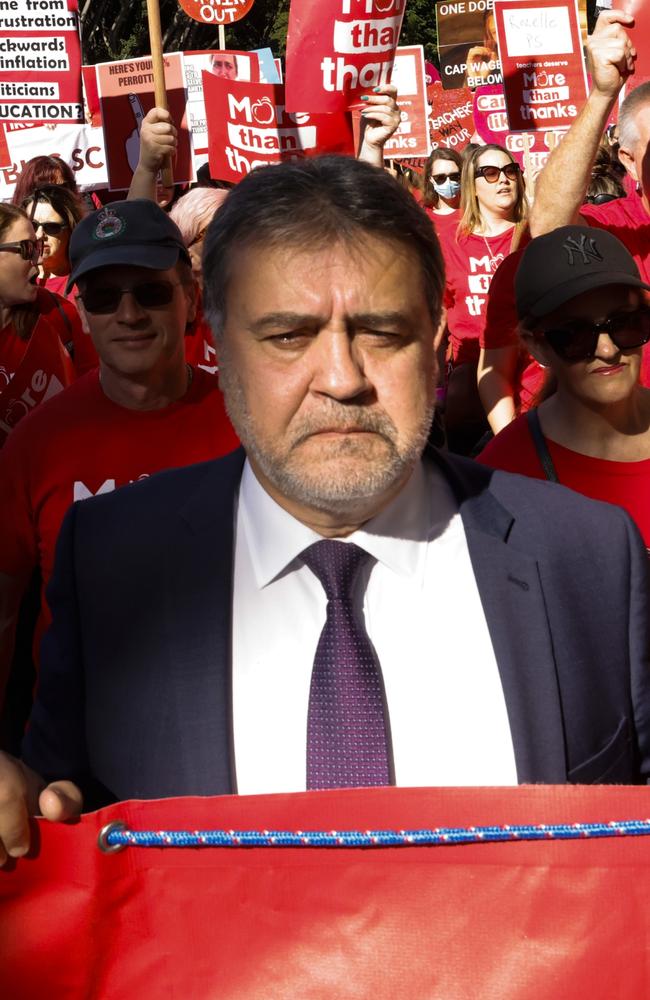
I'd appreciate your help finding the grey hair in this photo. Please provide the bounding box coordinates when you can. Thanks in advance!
[618,81,650,152]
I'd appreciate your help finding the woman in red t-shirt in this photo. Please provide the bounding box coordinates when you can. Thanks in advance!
[421,148,462,227]
[438,144,528,453]
[479,228,650,548]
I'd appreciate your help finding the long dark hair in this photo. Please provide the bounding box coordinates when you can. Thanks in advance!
[0,203,39,340]
[423,148,463,209]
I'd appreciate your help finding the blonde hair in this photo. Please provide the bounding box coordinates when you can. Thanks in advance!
[458,144,528,241]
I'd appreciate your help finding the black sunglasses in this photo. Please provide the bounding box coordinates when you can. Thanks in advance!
[34,220,68,237]
[475,163,521,183]
[432,171,461,184]
[78,279,183,314]
[0,238,44,263]
[541,306,650,362]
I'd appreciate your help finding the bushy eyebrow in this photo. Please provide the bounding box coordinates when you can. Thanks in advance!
[249,310,412,334]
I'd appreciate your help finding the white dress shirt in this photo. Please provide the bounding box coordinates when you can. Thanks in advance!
[232,458,518,794]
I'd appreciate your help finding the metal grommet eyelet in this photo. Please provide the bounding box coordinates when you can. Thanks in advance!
[97,820,128,854]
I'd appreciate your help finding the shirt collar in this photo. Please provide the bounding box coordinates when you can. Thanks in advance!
[238,458,457,590]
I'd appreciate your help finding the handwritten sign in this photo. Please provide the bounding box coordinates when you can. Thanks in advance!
[494,0,587,130]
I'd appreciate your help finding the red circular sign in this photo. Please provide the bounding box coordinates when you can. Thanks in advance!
[177,0,256,25]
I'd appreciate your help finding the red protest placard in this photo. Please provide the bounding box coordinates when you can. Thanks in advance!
[381,45,431,159]
[473,82,567,168]
[436,0,503,91]
[428,81,474,151]
[285,0,406,114]
[203,75,355,184]
[0,317,74,446]
[493,0,588,131]
[96,53,192,190]
[177,0,256,25]
[621,0,650,92]
[0,0,83,124]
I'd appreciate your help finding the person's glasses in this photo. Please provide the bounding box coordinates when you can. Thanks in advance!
[475,163,521,183]
[541,306,650,362]
[584,193,619,206]
[432,171,461,184]
[34,220,68,237]
[0,238,44,263]
[78,280,182,314]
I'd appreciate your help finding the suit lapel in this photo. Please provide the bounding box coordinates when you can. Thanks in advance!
[161,450,245,796]
[433,451,568,783]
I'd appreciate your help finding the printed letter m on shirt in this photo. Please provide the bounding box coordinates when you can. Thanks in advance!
[73,479,117,502]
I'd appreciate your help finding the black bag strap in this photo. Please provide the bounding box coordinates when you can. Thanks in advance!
[43,287,74,358]
[525,409,560,483]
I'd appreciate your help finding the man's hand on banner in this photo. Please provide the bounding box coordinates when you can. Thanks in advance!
[587,9,637,98]
[357,85,401,168]
[0,752,82,866]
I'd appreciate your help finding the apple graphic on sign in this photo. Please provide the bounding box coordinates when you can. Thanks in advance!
[252,98,275,125]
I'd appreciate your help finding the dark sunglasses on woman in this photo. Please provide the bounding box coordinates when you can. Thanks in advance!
[541,306,650,362]
[33,220,69,237]
[475,163,521,183]
[0,238,44,263]
[431,171,461,184]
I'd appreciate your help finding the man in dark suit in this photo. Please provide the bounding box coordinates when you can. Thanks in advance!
[1,156,649,863]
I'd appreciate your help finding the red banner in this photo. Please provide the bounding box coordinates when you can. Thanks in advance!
[0,0,83,124]
[382,45,431,159]
[494,0,588,131]
[3,785,650,997]
[204,76,355,183]
[429,81,474,151]
[285,0,406,113]
[0,316,74,446]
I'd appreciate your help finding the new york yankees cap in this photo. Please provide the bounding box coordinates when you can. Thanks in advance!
[515,225,650,321]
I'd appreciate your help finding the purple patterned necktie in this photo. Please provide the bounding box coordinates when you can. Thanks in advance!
[302,539,392,790]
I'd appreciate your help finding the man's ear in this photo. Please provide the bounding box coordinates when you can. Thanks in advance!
[76,296,92,336]
[618,145,638,184]
[433,305,447,352]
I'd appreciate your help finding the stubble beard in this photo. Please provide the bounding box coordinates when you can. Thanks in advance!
[218,354,435,515]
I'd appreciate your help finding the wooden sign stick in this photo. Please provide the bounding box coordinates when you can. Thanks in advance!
[146,0,174,188]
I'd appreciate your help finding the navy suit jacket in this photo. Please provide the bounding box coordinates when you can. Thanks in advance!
[23,449,650,805]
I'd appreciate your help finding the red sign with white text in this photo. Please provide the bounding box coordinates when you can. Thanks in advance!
[0,0,83,124]
[285,0,406,114]
[382,45,431,159]
[473,82,567,168]
[494,0,588,131]
[177,0,255,24]
[0,317,74,446]
[204,75,355,183]
[429,81,474,151]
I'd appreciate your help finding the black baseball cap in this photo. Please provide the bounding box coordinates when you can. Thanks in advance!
[66,199,191,291]
[515,225,650,321]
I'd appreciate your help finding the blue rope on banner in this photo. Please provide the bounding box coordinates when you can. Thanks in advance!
[98,818,650,853]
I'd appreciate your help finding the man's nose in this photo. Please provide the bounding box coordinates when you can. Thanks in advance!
[114,290,147,323]
[310,330,372,401]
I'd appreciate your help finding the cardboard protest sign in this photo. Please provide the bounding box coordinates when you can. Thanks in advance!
[436,0,503,90]
[203,76,355,183]
[0,317,74,446]
[0,124,9,168]
[621,0,650,92]
[493,0,588,131]
[183,49,261,171]
[285,0,406,114]
[96,53,192,190]
[252,47,282,84]
[0,122,108,201]
[177,0,255,24]
[382,45,431,159]
[473,82,567,168]
[429,81,474,150]
[0,0,83,124]
[4,785,650,998]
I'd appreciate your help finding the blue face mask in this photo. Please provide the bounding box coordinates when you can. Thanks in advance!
[432,177,461,200]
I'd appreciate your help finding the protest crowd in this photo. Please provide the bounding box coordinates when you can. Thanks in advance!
[1,0,650,989]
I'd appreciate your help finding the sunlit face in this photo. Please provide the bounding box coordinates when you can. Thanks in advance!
[26,199,70,275]
[0,218,38,307]
[216,237,442,522]
[528,286,644,407]
[474,149,519,218]
[76,263,197,378]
